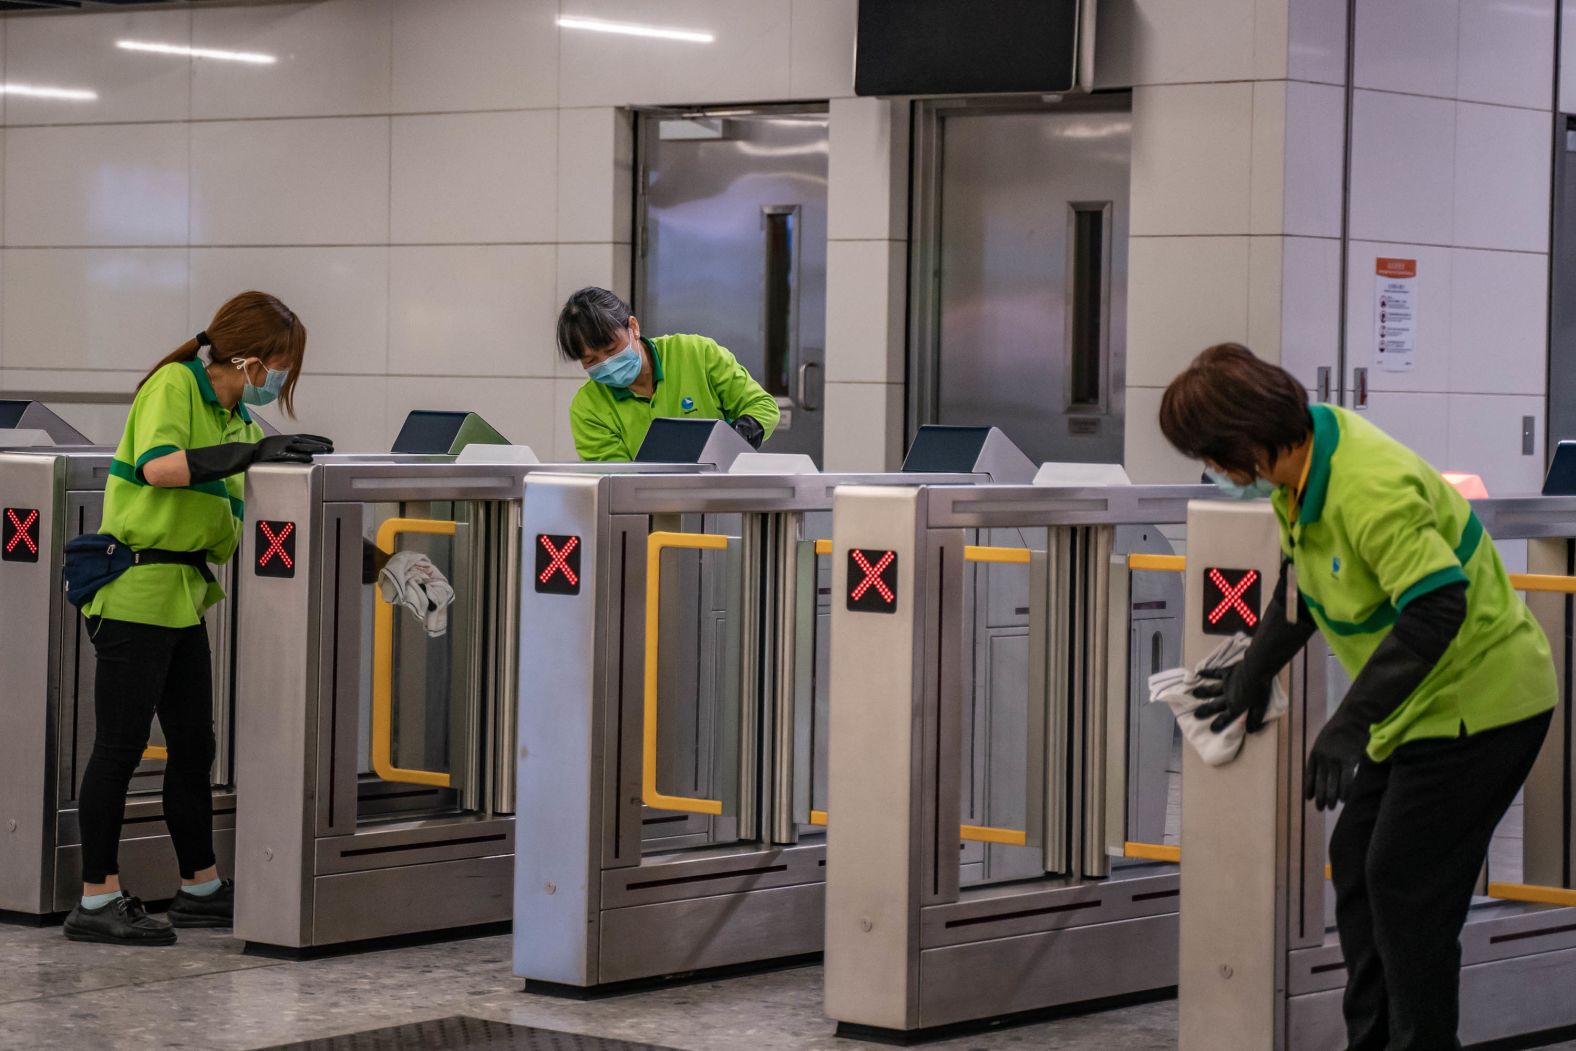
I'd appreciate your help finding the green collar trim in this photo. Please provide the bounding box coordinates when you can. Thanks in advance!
[1298,404,1338,526]
[609,337,663,402]
[182,358,252,424]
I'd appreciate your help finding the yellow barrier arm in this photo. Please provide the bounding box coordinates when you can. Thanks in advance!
[1128,553,1186,572]
[371,517,458,790]
[143,745,167,762]
[957,545,1033,846]
[645,531,731,815]
[1123,841,1181,863]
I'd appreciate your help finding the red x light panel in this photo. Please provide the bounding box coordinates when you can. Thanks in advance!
[1203,567,1260,636]
[535,534,581,595]
[847,548,898,613]
[255,520,296,578]
[2,507,39,563]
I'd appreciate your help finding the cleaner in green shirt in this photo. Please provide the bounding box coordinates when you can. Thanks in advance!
[1160,343,1554,1051]
[558,287,780,461]
[64,292,332,947]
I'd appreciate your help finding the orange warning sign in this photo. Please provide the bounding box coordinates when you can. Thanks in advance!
[1376,258,1417,278]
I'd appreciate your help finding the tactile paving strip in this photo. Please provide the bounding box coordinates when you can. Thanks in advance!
[253,1016,681,1051]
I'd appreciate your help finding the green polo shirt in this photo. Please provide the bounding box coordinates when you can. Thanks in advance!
[569,334,781,461]
[1270,404,1555,762]
[85,359,262,628]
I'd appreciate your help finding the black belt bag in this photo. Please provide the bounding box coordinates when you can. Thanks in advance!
[63,533,214,609]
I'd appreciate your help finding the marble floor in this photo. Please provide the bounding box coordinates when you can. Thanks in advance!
[4,918,1576,1051]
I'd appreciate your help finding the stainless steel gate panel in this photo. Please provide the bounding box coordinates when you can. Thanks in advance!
[236,457,690,950]
[515,468,980,991]
[825,482,1204,1036]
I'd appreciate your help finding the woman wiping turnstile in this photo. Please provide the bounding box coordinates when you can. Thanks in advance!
[62,292,332,946]
[1159,343,1554,1051]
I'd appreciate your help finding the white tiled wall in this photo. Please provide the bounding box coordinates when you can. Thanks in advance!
[1122,0,1558,499]
[0,0,869,461]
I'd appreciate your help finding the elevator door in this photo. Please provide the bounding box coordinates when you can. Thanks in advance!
[925,99,1131,465]
[637,109,828,463]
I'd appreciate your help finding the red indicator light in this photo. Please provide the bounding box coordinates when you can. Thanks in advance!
[1203,567,1260,636]
[255,520,296,578]
[535,534,581,595]
[2,507,39,563]
[847,548,898,613]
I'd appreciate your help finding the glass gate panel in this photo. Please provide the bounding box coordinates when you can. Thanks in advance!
[641,513,743,853]
[353,499,496,824]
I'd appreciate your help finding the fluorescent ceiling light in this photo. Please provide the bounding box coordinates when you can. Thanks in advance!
[557,15,713,43]
[117,40,277,65]
[0,83,97,101]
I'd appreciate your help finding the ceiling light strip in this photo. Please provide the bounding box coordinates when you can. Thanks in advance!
[556,15,713,43]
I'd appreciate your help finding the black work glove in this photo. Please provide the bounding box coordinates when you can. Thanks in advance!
[1193,563,1317,733]
[184,434,334,484]
[1304,582,1466,811]
[732,415,765,449]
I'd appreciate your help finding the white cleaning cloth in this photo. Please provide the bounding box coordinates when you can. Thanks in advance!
[378,550,456,638]
[1149,633,1288,767]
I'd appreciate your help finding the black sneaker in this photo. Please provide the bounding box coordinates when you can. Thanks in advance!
[64,895,176,946]
[166,878,234,928]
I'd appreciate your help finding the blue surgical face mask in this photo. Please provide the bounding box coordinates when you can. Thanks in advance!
[587,341,642,388]
[236,358,288,407]
[1205,468,1276,500]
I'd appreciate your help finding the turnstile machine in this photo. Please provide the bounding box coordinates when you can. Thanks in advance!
[0,403,249,915]
[822,480,1197,1038]
[231,454,702,951]
[512,426,1043,993]
[1179,497,1576,1050]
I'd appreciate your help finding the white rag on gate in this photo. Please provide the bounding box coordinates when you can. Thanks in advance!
[1149,633,1288,767]
[377,550,456,638]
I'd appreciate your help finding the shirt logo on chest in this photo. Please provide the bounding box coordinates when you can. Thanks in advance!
[1332,556,1341,577]
[680,396,696,413]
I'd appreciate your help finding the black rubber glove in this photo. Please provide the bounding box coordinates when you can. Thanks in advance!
[1193,562,1318,733]
[732,415,765,449]
[1305,582,1466,811]
[184,434,334,484]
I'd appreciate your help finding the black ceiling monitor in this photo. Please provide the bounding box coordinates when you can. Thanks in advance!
[855,0,1083,97]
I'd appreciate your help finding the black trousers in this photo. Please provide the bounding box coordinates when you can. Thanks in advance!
[78,618,218,884]
[1329,708,1552,1051]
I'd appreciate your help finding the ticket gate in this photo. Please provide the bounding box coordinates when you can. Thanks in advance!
[231,455,701,951]
[1179,497,1576,1050]
[0,438,247,916]
[822,480,1199,1038]
[512,429,1037,993]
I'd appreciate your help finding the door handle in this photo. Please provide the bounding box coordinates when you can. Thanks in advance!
[797,361,821,411]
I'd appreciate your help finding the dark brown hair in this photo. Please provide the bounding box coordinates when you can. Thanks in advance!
[140,291,307,417]
[557,286,632,361]
[1158,343,1312,475]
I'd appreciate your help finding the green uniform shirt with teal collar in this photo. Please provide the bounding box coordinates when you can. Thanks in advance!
[1270,404,1555,762]
[569,334,781,461]
[85,359,263,628]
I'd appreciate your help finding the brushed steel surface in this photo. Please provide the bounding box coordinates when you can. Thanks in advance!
[1178,502,1287,1051]
[598,843,824,910]
[596,881,824,985]
[824,487,925,1031]
[310,853,511,946]
[916,913,1176,1030]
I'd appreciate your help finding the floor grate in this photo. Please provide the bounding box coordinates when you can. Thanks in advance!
[253,1016,682,1051]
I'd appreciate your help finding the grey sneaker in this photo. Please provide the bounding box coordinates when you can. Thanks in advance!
[64,895,176,946]
[166,878,233,928]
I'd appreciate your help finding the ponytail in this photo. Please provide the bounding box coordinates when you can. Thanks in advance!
[138,337,206,391]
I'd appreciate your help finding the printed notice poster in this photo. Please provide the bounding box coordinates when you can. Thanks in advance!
[1375,258,1417,373]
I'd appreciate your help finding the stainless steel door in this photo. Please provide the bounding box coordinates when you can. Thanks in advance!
[637,109,829,463]
[914,97,1131,464]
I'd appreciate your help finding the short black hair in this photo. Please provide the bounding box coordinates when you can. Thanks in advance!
[1159,343,1312,475]
[557,287,633,362]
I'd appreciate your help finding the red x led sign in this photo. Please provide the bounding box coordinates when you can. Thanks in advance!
[255,520,296,578]
[2,507,39,563]
[535,534,581,595]
[1203,567,1260,636]
[847,548,898,614]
